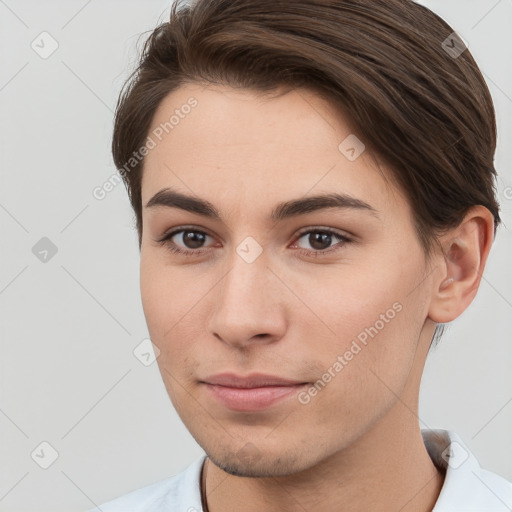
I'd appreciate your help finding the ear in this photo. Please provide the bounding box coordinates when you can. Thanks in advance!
[428,205,495,324]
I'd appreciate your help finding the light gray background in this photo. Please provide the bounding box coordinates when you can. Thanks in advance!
[0,1,511,511]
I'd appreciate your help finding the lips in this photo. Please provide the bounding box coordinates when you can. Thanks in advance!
[200,372,309,412]
[202,372,307,388]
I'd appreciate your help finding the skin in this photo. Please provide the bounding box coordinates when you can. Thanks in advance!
[139,82,494,511]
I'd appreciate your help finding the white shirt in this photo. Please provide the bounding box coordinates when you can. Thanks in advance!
[87,429,512,511]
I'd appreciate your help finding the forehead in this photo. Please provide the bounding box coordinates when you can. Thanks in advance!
[141,83,408,224]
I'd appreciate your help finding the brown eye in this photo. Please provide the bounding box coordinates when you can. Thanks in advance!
[157,228,215,256]
[293,229,352,256]
[175,230,208,249]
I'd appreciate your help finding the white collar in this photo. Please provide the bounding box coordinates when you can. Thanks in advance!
[423,429,511,510]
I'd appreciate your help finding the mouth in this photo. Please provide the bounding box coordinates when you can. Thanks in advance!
[200,372,310,412]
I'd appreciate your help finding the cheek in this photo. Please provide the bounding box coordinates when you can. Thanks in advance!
[301,259,426,409]
[298,302,420,442]
[140,262,200,406]
[139,259,166,338]
[297,267,405,352]
[139,258,207,369]
[140,254,188,335]
[140,259,178,364]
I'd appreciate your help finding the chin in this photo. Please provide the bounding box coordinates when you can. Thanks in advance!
[206,446,306,478]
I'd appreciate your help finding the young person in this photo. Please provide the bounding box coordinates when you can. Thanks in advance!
[89,0,512,510]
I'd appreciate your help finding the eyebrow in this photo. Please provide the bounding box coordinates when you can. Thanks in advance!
[144,187,379,221]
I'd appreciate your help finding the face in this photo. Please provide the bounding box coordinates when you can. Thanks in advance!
[139,83,436,477]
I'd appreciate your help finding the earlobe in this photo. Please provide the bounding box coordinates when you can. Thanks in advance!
[428,206,495,324]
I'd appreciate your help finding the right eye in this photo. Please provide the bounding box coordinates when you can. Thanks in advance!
[156,228,218,256]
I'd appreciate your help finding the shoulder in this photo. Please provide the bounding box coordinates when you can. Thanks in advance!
[422,429,512,511]
[85,456,206,512]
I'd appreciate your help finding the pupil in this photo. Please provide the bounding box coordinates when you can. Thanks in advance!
[310,232,331,250]
[184,231,205,249]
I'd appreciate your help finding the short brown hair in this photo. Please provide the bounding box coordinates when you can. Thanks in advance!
[112,0,501,258]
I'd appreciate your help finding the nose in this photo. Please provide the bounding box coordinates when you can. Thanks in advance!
[206,247,287,350]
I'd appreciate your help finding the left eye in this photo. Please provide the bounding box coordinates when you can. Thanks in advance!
[293,229,351,254]
[156,227,351,257]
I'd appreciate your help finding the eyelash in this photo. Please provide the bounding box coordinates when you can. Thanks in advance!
[156,226,352,258]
